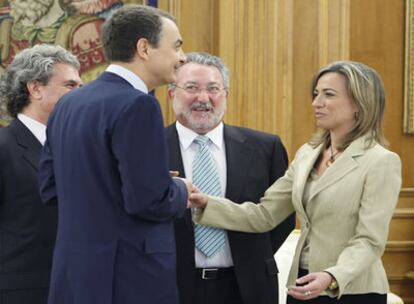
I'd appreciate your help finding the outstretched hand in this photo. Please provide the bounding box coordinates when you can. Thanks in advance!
[188,190,208,209]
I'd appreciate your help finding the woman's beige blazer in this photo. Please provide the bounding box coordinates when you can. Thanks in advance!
[195,135,402,298]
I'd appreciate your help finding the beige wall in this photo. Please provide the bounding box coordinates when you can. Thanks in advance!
[157,0,414,302]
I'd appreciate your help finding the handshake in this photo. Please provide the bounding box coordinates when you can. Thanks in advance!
[170,171,208,209]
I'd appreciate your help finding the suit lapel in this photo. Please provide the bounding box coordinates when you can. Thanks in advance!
[293,144,322,215]
[224,126,255,202]
[307,137,366,202]
[10,119,42,171]
[165,123,192,229]
[166,124,185,177]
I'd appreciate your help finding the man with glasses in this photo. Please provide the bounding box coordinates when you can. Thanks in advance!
[166,52,295,304]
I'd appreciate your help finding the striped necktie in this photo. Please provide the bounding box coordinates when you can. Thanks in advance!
[192,135,226,257]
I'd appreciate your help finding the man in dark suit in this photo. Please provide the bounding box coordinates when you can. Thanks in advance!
[166,52,295,304]
[38,5,190,304]
[0,44,82,304]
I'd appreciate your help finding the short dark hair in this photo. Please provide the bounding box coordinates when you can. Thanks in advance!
[102,4,176,62]
[0,44,80,118]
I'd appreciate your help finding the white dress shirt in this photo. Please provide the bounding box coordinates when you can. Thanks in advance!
[175,121,234,268]
[106,64,148,93]
[17,113,46,145]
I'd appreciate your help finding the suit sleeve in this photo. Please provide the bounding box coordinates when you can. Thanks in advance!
[325,152,401,298]
[111,96,187,222]
[38,135,58,205]
[194,148,299,232]
[268,136,296,253]
[0,160,2,198]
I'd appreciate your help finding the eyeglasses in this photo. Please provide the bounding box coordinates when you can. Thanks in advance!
[173,84,226,95]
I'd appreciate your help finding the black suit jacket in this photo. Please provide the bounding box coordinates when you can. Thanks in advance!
[166,123,295,304]
[0,119,57,292]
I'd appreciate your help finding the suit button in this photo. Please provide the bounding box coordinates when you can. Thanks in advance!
[305,222,310,228]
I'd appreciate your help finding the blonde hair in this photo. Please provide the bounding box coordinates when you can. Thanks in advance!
[308,61,387,150]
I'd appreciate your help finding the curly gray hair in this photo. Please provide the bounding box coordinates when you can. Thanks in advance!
[0,44,80,118]
[170,52,230,89]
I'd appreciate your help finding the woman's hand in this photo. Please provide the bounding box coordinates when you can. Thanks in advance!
[287,271,333,300]
[188,190,208,209]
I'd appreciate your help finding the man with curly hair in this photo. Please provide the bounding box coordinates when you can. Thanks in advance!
[0,44,81,304]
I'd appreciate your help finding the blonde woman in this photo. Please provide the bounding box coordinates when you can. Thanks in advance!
[189,61,401,304]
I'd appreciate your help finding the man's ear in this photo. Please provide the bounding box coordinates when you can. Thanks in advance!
[26,80,42,100]
[136,38,150,60]
[167,88,175,100]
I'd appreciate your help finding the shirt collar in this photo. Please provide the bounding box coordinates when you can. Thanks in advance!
[106,64,148,93]
[175,121,224,151]
[17,113,46,145]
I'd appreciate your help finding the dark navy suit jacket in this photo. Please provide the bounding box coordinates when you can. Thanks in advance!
[166,123,295,304]
[39,72,188,304]
[0,119,57,303]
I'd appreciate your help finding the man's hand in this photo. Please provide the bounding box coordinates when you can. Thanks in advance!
[169,170,179,177]
[188,190,208,209]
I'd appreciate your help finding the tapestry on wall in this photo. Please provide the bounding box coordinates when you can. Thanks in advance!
[0,0,156,126]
